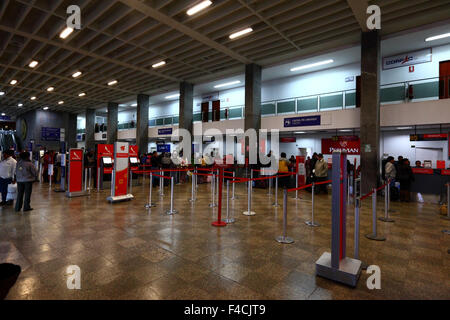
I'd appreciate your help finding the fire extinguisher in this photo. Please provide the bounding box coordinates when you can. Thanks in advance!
[408,84,414,100]
[225,108,229,119]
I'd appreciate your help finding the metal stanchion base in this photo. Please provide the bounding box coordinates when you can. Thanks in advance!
[165,210,178,215]
[365,233,386,241]
[224,218,235,224]
[276,236,294,244]
[209,203,217,208]
[305,221,320,227]
[272,203,280,207]
[145,203,156,208]
[231,196,238,200]
[442,229,450,235]
[441,216,450,221]
[379,217,395,223]
[242,211,256,216]
[189,198,196,203]
[212,221,227,227]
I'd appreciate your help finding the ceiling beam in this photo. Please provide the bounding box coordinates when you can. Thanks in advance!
[117,0,253,65]
[346,0,370,32]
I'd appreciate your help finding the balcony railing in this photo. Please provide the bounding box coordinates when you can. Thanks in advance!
[93,76,449,131]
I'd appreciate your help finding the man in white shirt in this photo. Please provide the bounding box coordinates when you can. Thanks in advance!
[0,150,17,205]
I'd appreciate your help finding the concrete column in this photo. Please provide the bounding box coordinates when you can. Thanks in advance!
[85,108,96,152]
[244,64,262,164]
[360,30,381,194]
[136,94,149,155]
[107,102,118,144]
[68,113,77,149]
[179,82,194,136]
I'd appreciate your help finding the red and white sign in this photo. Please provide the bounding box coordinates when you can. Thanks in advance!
[129,145,138,157]
[68,149,84,193]
[322,136,360,155]
[296,156,306,185]
[412,168,434,175]
[112,142,129,197]
[97,144,113,174]
[441,169,450,176]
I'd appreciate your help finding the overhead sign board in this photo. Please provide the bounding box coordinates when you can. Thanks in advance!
[158,128,173,135]
[383,48,432,70]
[284,115,321,128]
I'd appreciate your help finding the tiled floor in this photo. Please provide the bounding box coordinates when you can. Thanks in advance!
[1,177,449,300]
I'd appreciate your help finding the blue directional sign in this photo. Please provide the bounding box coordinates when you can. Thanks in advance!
[158,128,173,135]
[284,115,321,128]
[41,127,61,141]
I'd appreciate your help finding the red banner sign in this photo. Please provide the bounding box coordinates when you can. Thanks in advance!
[412,168,434,174]
[68,149,83,193]
[97,144,113,174]
[441,169,450,176]
[322,136,360,155]
[113,142,129,197]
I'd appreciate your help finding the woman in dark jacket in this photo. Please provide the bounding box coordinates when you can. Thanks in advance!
[397,158,414,202]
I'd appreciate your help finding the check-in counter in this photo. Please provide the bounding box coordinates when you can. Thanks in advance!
[410,168,450,203]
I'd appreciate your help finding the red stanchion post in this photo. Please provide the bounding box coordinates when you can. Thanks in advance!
[212,168,227,227]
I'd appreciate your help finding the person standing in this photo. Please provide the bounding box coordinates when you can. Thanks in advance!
[385,156,396,185]
[15,152,37,212]
[278,152,290,189]
[398,158,414,202]
[314,154,329,194]
[0,150,17,206]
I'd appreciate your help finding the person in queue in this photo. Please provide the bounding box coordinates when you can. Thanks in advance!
[385,156,396,186]
[398,158,414,202]
[15,151,37,212]
[314,153,328,195]
[278,152,290,188]
[414,160,422,168]
[0,150,17,206]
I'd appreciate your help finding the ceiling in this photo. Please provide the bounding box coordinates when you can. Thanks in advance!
[1,0,450,117]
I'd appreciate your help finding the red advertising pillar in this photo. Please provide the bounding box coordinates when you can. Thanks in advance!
[66,149,87,198]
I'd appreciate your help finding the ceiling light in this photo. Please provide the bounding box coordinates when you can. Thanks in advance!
[397,126,413,130]
[229,27,253,40]
[60,27,74,39]
[43,107,49,110]
[339,129,352,132]
[165,93,180,99]
[0,91,5,96]
[10,80,17,85]
[294,131,306,134]
[152,61,166,68]
[108,80,118,86]
[47,87,55,92]
[78,92,86,97]
[214,80,241,88]
[18,103,23,107]
[1,113,5,116]
[131,103,137,107]
[290,59,334,72]
[30,96,37,100]
[72,71,82,78]
[58,101,64,105]
[425,33,450,42]
[29,60,39,68]
[187,0,212,16]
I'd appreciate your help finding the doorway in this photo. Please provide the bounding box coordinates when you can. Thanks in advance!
[439,60,450,99]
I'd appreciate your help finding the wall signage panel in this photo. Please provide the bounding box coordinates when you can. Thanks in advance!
[158,128,173,135]
[410,133,447,141]
[284,115,321,128]
[41,127,61,141]
[383,48,432,70]
[322,136,360,155]
[157,144,171,153]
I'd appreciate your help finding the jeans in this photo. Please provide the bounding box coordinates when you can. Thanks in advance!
[0,177,12,203]
[15,182,33,211]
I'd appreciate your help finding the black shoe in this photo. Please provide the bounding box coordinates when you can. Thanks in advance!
[23,208,33,212]
[0,202,6,206]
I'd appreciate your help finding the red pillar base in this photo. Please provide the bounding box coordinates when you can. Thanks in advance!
[212,221,227,227]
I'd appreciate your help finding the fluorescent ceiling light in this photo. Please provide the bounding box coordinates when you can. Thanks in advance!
[229,27,253,40]
[187,0,212,16]
[165,93,180,99]
[131,103,137,107]
[290,59,334,72]
[108,80,118,86]
[60,27,74,39]
[29,60,39,68]
[78,92,86,97]
[47,87,55,92]
[30,96,37,100]
[152,61,166,68]
[397,126,413,130]
[72,71,82,78]
[425,32,450,42]
[0,91,5,96]
[214,80,241,88]
[294,131,306,134]
[18,103,23,107]
[58,101,64,105]
[43,107,49,110]
[10,80,17,85]
[1,113,5,116]
[339,129,352,132]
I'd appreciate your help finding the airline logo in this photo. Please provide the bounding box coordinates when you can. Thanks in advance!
[70,150,82,161]
[383,48,431,70]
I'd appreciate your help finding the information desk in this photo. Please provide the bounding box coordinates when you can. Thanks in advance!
[410,169,450,200]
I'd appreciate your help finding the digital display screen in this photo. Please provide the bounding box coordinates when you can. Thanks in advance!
[39,150,45,157]
[129,157,139,164]
[103,157,112,164]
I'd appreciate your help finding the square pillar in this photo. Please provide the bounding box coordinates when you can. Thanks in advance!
[68,113,77,149]
[137,94,149,154]
[179,82,194,136]
[107,102,118,144]
[360,30,381,194]
[85,108,96,152]
[244,64,262,132]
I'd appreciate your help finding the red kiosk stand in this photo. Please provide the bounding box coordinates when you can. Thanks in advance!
[66,149,87,198]
[295,155,306,186]
[96,144,113,190]
[129,145,139,173]
[107,142,134,203]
